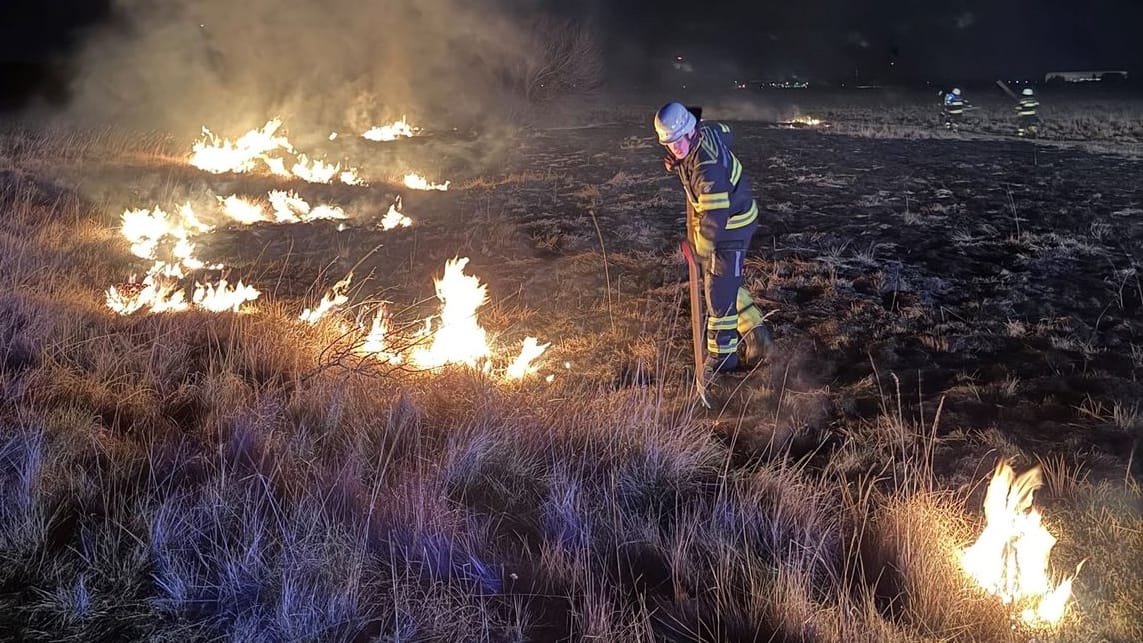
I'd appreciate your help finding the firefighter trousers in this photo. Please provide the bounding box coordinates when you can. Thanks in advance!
[699,218,764,366]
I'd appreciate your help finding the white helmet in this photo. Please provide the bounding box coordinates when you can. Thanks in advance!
[654,102,696,145]
[1022,88,1034,96]
[952,88,961,96]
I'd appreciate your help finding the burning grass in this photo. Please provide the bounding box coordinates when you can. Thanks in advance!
[1,122,1141,641]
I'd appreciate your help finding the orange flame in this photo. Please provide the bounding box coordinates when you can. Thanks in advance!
[380,197,413,231]
[960,461,1082,626]
[189,119,363,185]
[411,257,489,369]
[362,116,420,142]
[357,305,402,363]
[505,337,551,380]
[299,274,353,324]
[403,172,450,191]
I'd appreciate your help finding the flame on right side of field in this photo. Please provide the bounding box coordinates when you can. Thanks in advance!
[960,460,1083,627]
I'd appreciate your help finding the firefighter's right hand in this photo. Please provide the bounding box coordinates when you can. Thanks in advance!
[690,226,715,259]
[663,155,679,173]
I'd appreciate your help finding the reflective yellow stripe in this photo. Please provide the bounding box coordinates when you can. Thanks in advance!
[730,155,742,186]
[708,315,737,331]
[726,201,758,230]
[708,338,738,354]
[695,200,730,212]
[695,192,730,212]
[719,123,730,133]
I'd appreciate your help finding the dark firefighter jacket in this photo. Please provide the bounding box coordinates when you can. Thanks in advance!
[675,121,758,245]
[944,94,967,114]
[1017,96,1040,117]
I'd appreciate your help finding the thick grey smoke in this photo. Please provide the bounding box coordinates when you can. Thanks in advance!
[67,0,579,138]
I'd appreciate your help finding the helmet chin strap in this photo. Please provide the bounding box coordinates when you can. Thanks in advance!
[682,128,699,155]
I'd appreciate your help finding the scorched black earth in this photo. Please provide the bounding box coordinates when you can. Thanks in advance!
[294,121,1143,488]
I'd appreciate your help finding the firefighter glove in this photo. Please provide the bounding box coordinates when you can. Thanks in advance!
[693,231,715,259]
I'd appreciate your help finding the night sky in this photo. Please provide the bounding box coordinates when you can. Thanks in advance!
[2,0,1141,85]
[594,0,1143,83]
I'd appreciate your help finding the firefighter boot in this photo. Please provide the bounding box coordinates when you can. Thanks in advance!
[735,287,772,367]
[704,348,739,376]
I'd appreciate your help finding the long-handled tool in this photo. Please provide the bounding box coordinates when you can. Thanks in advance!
[681,237,711,408]
[995,80,1020,102]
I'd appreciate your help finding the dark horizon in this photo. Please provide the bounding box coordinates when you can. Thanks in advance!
[2,0,1141,110]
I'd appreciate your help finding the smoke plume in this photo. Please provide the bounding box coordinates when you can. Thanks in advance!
[66,0,591,137]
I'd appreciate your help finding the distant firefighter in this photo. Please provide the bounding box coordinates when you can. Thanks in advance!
[654,102,773,378]
[1016,87,1041,138]
[942,88,969,132]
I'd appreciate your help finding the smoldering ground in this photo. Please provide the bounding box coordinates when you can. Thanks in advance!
[63,0,600,139]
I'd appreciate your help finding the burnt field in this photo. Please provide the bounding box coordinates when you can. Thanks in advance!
[1,108,1142,641]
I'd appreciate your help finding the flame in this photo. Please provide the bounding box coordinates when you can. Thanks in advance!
[106,273,186,315]
[505,337,551,380]
[340,168,366,186]
[307,204,347,221]
[120,206,213,262]
[220,195,270,224]
[268,190,311,223]
[110,201,266,316]
[118,205,219,279]
[792,115,822,127]
[291,154,340,184]
[120,208,169,260]
[108,190,355,317]
[411,257,490,369]
[380,198,413,230]
[403,173,450,191]
[192,278,260,313]
[299,274,353,324]
[190,119,292,174]
[960,461,1082,627]
[189,119,363,185]
[362,116,419,141]
[357,306,402,363]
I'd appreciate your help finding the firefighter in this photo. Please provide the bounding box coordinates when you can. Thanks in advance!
[1016,87,1041,138]
[942,88,968,132]
[655,102,773,376]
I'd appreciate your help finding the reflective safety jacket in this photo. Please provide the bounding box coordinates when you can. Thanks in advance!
[944,93,966,115]
[1017,96,1040,117]
[675,121,758,244]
